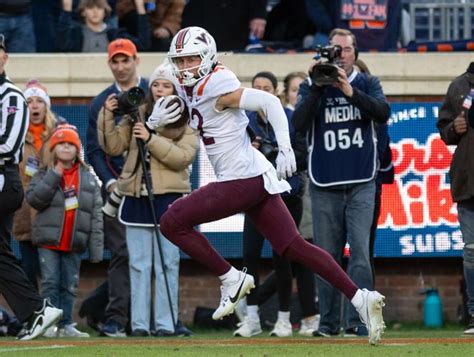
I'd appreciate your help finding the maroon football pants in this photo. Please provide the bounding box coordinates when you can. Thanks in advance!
[160,175,358,299]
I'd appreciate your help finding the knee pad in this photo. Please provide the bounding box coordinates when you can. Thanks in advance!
[464,244,474,269]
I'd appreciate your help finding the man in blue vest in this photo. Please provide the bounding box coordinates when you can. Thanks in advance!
[292,28,390,337]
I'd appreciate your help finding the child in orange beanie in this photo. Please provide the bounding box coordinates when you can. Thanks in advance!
[26,124,104,338]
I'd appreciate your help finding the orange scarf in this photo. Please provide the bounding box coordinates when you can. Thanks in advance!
[28,123,46,152]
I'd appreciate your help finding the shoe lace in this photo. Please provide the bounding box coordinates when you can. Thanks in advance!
[219,285,230,305]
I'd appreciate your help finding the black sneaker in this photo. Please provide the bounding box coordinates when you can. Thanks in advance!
[17,299,63,341]
[464,315,474,335]
[152,329,175,337]
[312,329,339,338]
[344,326,368,337]
[100,320,126,338]
[131,329,149,337]
[175,320,192,337]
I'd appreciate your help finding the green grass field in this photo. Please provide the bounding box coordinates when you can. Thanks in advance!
[0,324,473,356]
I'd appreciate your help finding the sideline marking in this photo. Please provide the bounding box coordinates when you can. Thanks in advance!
[0,344,73,353]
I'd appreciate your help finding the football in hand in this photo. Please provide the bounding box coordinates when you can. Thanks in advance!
[158,95,189,140]
[164,95,189,129]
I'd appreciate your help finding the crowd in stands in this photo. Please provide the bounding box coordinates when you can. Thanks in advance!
[0,0,414,54]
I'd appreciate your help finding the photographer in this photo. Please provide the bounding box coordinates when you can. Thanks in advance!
[234,72,318,338]
[97,61,198,336]
[292,28,390,338]
[85,38,148,337]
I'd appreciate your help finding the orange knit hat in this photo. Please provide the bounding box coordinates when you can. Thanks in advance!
[50,124,81,152]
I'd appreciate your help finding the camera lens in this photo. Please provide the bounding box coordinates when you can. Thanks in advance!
[127,87,145,106]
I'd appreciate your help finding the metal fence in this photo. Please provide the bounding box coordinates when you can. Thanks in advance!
[409,1,474,41]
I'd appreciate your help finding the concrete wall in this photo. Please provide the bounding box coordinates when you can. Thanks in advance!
[6,52,474,97]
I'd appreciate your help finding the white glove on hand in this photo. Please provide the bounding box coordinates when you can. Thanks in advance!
[146,96,182,130]
[275,146,297,180]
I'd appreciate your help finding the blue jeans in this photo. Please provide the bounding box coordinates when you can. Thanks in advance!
[456,204,474,315]
[38,248,82,327]
[0,13,36,53]
[126,226,179,332]
[310,181,375,333]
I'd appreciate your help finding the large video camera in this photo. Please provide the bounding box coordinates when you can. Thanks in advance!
[310,45,342,86]
[114,86,146,116]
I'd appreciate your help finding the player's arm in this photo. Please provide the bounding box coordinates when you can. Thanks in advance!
[217,88,296,180]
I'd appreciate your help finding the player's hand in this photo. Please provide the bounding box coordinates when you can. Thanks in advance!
[453,111,468,135]
[275,146,297,180]
[146,96,181,129]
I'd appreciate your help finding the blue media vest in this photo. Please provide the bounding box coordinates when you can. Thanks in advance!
[309,72,377,186]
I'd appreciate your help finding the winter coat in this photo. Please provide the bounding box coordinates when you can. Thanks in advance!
[97,104,198,197]
[26,166,104,261]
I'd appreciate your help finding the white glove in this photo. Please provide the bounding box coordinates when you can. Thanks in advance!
[146,96,182,130]
[275,146,297,180]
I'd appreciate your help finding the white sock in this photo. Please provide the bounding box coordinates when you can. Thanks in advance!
[219,266,240,283]
[247,305,259,320]
[351,289,364,310]
[278,311,290,323]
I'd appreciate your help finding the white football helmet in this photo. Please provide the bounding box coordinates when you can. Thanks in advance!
[168,26,217,87]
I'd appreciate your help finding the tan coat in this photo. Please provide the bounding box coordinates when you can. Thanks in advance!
[12,129,54,241]
[97,105,198,197]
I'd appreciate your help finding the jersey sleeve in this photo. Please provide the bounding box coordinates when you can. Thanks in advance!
[199,66,241,100]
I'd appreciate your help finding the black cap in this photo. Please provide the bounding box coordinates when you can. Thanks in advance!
[0,34,5,51]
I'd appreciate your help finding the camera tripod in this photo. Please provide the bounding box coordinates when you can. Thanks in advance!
[129,111,177,333]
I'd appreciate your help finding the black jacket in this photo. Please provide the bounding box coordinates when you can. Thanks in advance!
[56,10,150,52]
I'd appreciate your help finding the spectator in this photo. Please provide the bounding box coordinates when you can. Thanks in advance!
[26,124,104,338]
[263,0,315,49]
[86,38,148,337]
[31,0,59,52]
[181,0,266,51]
[305,0,402,51]
[0,0,36,52]
[282,70,320,336]
[117,0,185,52]
[12,80,63,290]
[0,34,63,341]
[155,26,386,346]
[353,59,394,282]
[436,62,474,335]
[281,72,306,110]
[56,0,150,52]
[292,28,390,337]
[97,60,198,336]
[234,71,318,338]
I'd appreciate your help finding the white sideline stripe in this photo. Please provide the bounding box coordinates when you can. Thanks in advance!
[0,345,73,353]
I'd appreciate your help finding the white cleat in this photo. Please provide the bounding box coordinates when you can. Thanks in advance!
[212,268,255,320]
[233,316,262,337]
[356,289,386,345]
[269,320,293,337]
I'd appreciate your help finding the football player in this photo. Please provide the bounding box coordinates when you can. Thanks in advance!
[146,26,386,345]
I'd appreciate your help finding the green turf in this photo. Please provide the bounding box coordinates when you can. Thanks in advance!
[0,324,473,356]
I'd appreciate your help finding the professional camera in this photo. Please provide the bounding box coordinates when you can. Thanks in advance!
[102,187,123,218]
[114,86,146,116]
[310,45,342,86]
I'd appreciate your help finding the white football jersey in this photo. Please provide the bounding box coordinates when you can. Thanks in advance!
[177,65,273,182]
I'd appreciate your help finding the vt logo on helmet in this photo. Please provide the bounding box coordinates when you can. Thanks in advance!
[168,26,217,87]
